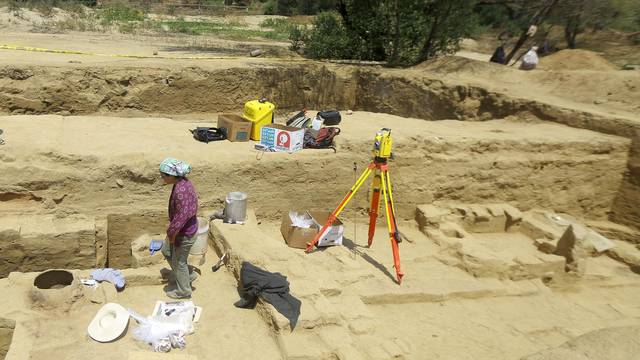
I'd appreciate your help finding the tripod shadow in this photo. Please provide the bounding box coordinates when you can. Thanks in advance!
[342,237,397,283]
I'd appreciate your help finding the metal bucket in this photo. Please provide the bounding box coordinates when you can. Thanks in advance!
[224,192,247,223]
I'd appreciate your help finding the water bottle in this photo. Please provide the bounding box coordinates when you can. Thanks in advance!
[311,116,323,130]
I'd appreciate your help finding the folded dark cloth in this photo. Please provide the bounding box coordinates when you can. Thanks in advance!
[234,261,301,330]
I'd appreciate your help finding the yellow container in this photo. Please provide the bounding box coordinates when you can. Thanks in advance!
[242,99,275,140]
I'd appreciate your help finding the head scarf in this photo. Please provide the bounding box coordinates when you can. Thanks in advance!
[159,157,191,177]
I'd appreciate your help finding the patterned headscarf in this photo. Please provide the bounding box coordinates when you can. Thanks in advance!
[159,157,191,177]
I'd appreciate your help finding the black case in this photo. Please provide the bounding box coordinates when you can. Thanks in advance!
[318,110,341,125]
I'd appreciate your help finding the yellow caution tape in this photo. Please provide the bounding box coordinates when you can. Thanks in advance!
[0,44,308,62]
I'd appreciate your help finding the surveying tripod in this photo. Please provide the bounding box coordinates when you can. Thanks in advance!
[306,128,404,284]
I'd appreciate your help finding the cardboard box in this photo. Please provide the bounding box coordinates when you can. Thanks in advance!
[260,124,304,152]
[280,211,344,249]
[217,114,252,142]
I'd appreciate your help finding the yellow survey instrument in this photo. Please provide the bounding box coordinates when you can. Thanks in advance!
[373,128,393,159]
[307,128,404,284]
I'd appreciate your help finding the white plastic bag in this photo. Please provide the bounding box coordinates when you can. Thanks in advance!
[289,211,315,228]
[130,308,194,351]
[521,49,539,69]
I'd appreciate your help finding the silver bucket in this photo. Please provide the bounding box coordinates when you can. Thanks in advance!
[224,192,247,224]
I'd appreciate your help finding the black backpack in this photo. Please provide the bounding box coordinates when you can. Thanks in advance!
[190,127,227,143]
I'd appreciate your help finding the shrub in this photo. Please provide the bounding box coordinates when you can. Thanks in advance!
[288,24,307,51]
[303,12,353,60]
[99,3,144,25]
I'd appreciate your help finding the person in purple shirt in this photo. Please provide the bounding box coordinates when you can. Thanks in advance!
[159,157,199,299]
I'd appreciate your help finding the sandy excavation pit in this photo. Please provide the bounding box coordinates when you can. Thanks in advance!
[1,45,640,359]
[1,108,640,359]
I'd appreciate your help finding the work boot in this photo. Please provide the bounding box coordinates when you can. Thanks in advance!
[160,268,174,283]
[165,289,191,299]
[189,271,198,284]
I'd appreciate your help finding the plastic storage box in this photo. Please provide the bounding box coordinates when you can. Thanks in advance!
[242,99,275,141]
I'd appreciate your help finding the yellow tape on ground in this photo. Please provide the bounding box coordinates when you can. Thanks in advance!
[0,44,309,62]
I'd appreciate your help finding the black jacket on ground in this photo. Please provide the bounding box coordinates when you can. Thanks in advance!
[234,261,301,329]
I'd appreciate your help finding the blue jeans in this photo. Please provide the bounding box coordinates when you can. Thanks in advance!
[161,234,196,296]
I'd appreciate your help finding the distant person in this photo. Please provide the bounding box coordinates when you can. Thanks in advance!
[537,39,556,57]
[160,157,199,299]
[490,45,506,64]
[520,46,539,70]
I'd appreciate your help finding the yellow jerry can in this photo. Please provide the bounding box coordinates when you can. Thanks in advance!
[242,99,275,141]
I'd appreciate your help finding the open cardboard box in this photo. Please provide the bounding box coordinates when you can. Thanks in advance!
[217,114,252,142]
[280,211,344,249]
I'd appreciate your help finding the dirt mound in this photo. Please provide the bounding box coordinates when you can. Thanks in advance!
[414,55,511,77]
[521,326,640,360]
[540,49,618,71]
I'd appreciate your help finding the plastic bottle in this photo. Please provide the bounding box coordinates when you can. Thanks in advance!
[311,116,323,130]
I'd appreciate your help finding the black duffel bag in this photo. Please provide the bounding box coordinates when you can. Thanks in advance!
[190,127,227,143]
[318,110,341,126]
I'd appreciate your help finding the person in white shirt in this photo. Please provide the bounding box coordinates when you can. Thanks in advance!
[520,46,539,70]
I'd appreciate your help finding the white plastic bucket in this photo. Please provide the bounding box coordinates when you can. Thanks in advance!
[190,217,209,255]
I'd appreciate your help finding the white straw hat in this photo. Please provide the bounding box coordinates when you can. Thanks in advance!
[88,303,130,342]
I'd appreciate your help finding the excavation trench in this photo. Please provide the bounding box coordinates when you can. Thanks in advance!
[0,61,638,275]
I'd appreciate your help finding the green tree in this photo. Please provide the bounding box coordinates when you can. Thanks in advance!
[322,0,476,65]
[303,12,353,59]
[552,0,618,48]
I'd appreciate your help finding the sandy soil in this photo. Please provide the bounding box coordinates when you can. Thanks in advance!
[1,6,640,360]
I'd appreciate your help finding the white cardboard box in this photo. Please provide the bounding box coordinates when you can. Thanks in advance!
[260,124,304,152]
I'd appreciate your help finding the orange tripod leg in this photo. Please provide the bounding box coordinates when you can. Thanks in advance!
[368,168,382,247]
[305,162,375,252]
[380,167,404,284]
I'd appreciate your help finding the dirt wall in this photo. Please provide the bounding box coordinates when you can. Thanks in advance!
[0,215,96,277]
[1,62,640,232]
[1,129,628,222]
[106,212,167,268]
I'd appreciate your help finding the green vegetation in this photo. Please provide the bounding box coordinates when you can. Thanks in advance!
[298,1,476,66]
[98,2,144,25]
[3,1,292,41]
[261,0,335,16]
[147,17,288,40]
[4,0,638,64]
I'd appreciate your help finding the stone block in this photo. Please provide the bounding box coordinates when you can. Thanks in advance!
[503,203,523,224]
[534,238,557,254]
[464,204,505,233]
[555,224,608,273]
[439,222,469,239]
[520,213,564,241]
[296,298,342,330]
[415,205,450,228]
[585,220,640,244]
[279,332,332,360]
[607,240,640,267]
